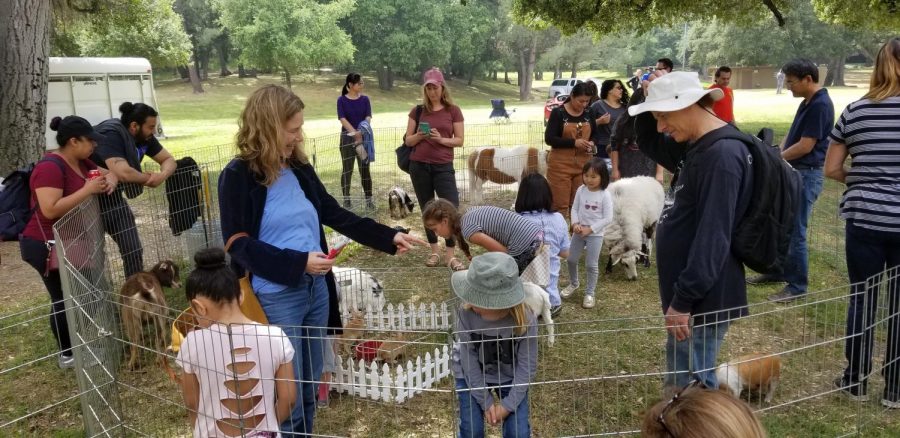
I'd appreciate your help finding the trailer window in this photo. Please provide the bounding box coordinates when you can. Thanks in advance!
[109,74,143,81]
[49,76,72,83]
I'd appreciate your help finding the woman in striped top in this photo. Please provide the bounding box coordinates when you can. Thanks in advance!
[422,198,542,274]
[825,37,900,409]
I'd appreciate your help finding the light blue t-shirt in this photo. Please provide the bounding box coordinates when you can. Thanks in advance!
[252,168,322,294]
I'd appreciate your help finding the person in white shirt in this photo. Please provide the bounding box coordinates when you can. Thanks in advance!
[562,158,614,309]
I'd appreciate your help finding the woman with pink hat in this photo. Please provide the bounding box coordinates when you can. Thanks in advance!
[402,68,467,271]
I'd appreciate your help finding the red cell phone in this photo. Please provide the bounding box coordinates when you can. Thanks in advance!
[326,236,351,259]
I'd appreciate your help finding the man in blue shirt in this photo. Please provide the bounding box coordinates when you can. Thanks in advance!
[749,59,834,302]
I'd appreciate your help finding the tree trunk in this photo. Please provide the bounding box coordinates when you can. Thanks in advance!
[177,65,190,80]
[554,60,562,79]
[467,68,474,86]
[217,34,232,76]
[283,69,292,90]
[189,48,204,93]
[519,37,537,101]
[387,67,394,89]
[188,59,204,94]
[570,59,577,78]
[832,56,846,86]
[0,0,51,174]
[199,48,210,81]
[376,65,394,91]
[504,70,510,84]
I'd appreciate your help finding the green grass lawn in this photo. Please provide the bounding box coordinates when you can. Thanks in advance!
[3,69,893,437]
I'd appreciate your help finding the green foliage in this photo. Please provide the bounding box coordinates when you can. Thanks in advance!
[812,0,900,30]
[215,0,354,75]
[511,0,790,36]
[72,0,192,67]
[348,0,452,77]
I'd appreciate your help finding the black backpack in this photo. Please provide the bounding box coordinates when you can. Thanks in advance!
[698,127,802,275]
[0,156,67,241]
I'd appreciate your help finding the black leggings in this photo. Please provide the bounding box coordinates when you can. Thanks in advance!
[409,160,459,246]
[98,192,144,278]
[339,133,372,199]
[20,237,72,356]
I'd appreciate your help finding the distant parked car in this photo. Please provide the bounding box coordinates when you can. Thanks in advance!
[544,94,567,126]
[548,78,582,98]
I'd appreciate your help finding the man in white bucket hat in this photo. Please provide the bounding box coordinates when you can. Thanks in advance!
[630,71,754,394]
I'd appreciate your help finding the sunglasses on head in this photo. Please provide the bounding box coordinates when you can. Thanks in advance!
[657,379,707,437]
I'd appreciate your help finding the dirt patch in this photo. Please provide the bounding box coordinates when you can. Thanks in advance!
[0,241,50,312]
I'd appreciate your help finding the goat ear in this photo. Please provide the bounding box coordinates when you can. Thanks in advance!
[611,255,621,266]
[636,251,648,257]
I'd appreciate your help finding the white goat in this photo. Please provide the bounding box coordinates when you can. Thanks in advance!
[467,146,548,204]
[603,176,665,280]
[522,282,554,346]
[333,267,386,314]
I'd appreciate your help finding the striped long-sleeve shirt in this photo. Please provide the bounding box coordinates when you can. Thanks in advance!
[461,206,542,257]
[829,96,900,233]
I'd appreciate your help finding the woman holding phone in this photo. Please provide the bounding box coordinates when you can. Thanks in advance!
[402,68,467,271]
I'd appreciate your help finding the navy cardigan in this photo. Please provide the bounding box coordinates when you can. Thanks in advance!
[218,158,399,330]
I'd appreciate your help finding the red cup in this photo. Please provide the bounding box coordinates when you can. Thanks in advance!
[87,169,102,180]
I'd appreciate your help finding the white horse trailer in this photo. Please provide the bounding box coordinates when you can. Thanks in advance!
[46,57,164,149]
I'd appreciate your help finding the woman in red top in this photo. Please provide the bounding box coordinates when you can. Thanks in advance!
[402,68,466,271]
[19,116,116,369]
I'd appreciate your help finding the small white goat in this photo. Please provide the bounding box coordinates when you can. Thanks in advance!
[522,282,554,346]
[333,267,386,314]
[467,146,548,204]
[603,176,665,280]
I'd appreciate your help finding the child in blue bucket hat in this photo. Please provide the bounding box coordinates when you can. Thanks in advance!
[451,252,538,437]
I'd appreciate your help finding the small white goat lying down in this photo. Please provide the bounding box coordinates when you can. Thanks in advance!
[333,267,386,314]
[467,146,548,204]
[603,176,665,281]
[522,282,554,346]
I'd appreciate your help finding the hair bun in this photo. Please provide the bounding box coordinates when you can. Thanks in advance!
[49,116,62,131]
[118,101,135,115]
[194,247,227,269]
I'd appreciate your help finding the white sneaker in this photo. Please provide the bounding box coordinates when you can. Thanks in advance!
[582,295,596,309]
[560,284,578,298]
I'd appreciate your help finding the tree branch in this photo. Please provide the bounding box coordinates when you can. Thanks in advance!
[761,0,786,26]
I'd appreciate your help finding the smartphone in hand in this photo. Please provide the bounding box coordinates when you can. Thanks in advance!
[418,122,431,136]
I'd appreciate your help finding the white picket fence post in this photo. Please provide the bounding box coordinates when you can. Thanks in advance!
[341,301,452,331]
[331,344,452,404]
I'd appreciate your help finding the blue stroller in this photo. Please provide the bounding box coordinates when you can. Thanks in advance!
[489,99,515,123]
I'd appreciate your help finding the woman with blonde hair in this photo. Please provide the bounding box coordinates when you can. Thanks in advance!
[401,68,467,271]
[218,84,424,435]
[642,381,767,438]
[826,37,900,408]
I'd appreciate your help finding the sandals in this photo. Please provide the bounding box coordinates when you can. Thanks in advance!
[425,253,442,267]
[448,257,466,272]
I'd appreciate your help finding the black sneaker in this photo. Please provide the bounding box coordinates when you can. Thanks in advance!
[365,199,377,211]
[747,273,786,285]
[834,376,868,402]
[883,389,900,409]
[550,305,562,318]
[342,199,352,209]
[768,288,805,303]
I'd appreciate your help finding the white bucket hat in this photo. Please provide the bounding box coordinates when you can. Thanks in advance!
[628,72,724,116]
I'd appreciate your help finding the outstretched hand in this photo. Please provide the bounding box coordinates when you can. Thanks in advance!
[393,232,427,255]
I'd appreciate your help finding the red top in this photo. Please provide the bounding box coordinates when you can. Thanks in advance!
[709,84,734,123]
[408,105,465,164]
[22,154,97,241]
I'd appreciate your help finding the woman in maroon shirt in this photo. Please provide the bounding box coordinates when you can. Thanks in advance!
[402,68,466,271]
[19,116,116,369]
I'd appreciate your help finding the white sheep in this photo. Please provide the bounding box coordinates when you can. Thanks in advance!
[333,267,386,314]
[603,176,665,281]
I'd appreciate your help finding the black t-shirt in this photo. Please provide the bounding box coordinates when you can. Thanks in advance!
[91,118,163,198]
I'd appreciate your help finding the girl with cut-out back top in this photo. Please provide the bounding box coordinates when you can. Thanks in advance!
[176,248,296,437]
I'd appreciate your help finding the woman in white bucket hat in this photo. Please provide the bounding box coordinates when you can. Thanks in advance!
[630,70,755,395]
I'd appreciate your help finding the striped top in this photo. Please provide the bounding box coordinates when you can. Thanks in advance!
[461,206,542,256]
[829,96,900,233]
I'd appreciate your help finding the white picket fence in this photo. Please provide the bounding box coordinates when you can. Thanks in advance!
[332,345,452,403]
[341,301,454,331]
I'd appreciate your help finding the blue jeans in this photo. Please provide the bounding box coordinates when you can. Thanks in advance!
[665,320,730,389]
[783,168,824,294]
[842,222,900,392]
[256,275,329,436]
[456,378,530,438]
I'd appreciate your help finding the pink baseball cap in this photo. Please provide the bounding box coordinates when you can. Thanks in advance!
[423,68,444,86]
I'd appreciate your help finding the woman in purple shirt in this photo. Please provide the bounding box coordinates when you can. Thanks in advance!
[337,73,373,209]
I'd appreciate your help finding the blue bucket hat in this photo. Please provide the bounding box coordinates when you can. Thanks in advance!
[451,252,525,309]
